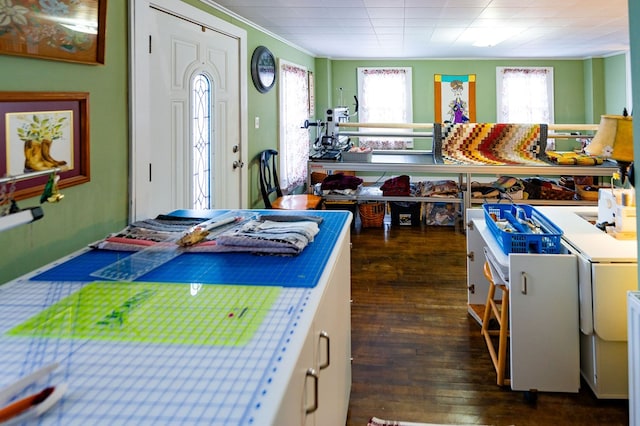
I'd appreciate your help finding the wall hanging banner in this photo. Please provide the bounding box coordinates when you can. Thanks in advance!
[434,74,476,124]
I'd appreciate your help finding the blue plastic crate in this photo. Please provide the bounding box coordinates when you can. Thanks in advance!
[483,204,563,254]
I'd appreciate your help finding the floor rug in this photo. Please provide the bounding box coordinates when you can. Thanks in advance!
[368,417,487,426]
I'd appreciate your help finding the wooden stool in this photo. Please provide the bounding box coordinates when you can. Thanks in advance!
[481,261,510,386]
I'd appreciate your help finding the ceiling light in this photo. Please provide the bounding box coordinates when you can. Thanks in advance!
[461,28,520,48]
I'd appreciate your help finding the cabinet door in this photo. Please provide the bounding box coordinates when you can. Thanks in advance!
[273,324,317,426]
[628,292,640,425]
[314,234,352,426]
[592,263,638,341]
[509,254,580,393]
[466,218,490,307]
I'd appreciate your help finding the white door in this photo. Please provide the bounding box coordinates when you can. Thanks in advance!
[144,7,243,217]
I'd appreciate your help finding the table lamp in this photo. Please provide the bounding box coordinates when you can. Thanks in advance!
[585,113,634,180]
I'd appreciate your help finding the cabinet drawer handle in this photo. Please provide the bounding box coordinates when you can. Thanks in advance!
[521,271,528,294]
[305,368,319,414]
[319,330,330,370]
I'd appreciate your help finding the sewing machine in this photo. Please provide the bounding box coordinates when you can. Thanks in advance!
[598,187,637,237]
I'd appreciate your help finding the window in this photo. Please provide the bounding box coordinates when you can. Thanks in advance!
[278,60,310,192]
[191,73,212,209]
[357,67,413,149]
[496,67,554,124]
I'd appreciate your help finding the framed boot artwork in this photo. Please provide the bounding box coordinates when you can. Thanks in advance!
[0,92,90,201]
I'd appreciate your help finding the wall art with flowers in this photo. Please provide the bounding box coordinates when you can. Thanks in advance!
[0,0,106,64]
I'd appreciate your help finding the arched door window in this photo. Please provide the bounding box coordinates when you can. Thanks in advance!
[192,73,212,209]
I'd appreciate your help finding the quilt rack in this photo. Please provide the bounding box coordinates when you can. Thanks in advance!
[336,121,599,140]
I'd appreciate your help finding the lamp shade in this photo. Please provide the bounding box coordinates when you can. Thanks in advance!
[585,114,634,162]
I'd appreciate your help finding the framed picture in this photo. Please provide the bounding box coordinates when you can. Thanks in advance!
[434,74,476,124]
[0,0,107,64]
[308,71,315,117]
[1,92,91,201]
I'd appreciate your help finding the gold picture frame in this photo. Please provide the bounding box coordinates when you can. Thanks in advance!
[0,0,107,65]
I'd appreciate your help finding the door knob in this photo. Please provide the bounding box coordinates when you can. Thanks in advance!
[233,160,244,169]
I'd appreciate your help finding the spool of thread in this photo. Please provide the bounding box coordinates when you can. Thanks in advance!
[621,190,635,207]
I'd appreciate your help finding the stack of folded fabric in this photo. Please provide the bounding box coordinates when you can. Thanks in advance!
[92,215,211,250]
[522,177,576,200]
[546,151,605,165]
[380,175,411,196]
[417,179,459,197]
[198,215,321,255]
[468,176,525,200]
[93,214,323,256]
[320,173,363,195]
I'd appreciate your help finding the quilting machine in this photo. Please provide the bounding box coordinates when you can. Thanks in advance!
[307,102,355,161]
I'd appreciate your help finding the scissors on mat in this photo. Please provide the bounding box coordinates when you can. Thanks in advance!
[0,362,67,424]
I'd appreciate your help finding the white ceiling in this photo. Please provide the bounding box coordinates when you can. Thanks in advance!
[209,0,630,59]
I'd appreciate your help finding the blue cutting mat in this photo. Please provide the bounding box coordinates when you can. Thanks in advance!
[30,210,350,288]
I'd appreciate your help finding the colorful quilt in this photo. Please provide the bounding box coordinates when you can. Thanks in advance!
[433,123,549,165]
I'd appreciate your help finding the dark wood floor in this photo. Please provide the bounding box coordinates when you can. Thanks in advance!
[345,219,629,426]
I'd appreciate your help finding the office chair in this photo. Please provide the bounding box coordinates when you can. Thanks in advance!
[258,149,323,210]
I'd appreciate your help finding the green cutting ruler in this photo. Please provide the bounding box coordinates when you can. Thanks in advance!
[8,282,281,347]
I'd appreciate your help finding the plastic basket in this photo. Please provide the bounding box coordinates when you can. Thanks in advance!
[358,202,386,228]
[483,204,563,254]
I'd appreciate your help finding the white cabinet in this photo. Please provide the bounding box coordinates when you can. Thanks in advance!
[508,254,580,392]
[577,260,636,398]
[313,233,351,426]
[467,208,580,393]
[274,223,352,425]
[467,206,638,398]
[547,207,637,399]
[0,209,353,425]
[628,292,640,425]
[572,248,637,399]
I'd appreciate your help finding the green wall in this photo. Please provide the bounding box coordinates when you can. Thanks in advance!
[604,54,630,115]
[583,58,605,124]
[327,59,596,122]
[0,0,631,284]
[582,54,628,122]
[0,1,129,283]
[326,59,612,151]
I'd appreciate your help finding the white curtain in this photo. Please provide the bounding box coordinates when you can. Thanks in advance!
[279,61,309,192]
[497,67,554,124]
[357,67,413,149]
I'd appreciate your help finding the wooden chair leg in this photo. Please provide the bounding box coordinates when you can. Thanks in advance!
[481,270,496,335]
[481,261,510,387]
[496,286,509,386]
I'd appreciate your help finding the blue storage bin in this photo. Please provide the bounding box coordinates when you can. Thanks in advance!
[483,204,563,254]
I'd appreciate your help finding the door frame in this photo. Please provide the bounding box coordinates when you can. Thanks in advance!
[129,0,248,222]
